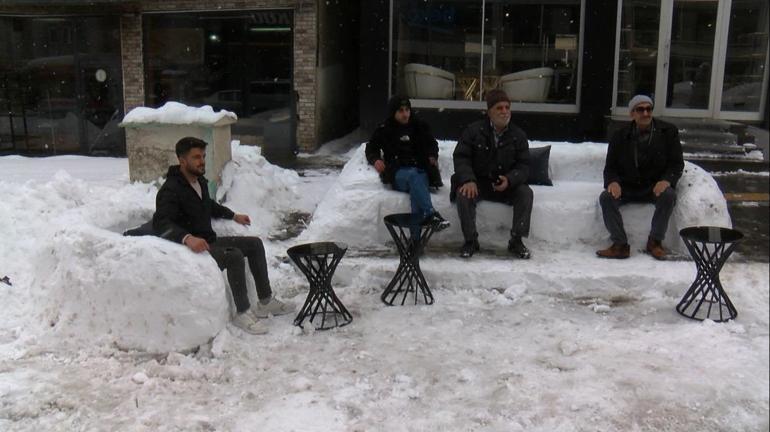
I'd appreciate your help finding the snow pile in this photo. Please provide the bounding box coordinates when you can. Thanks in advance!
[301,141,731,252]
[121,101,237,125]
[33,228,228,353]
[0,144,306,353]
[0,145,767,431]
[213,143,305,238]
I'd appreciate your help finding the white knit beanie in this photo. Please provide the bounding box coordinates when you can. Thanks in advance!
[628,94,654,110]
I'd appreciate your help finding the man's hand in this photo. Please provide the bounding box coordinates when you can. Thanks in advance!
[373,159,386,174]
[233,213,251,226]
[607,182,621,199]
[653,180,671,197]
[458,182,479,199]
[428,156,438,166]
[492,175,509,192]
[184,235,210,253]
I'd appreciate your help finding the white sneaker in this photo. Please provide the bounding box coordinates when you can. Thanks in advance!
[252,298,293,319]
[231,312,268,335]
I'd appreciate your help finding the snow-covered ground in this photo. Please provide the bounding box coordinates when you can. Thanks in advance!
[0,143,767,431]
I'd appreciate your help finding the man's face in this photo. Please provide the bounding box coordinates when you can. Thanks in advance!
[394,106,411,125]
[488,101,511,129]
[179,147,206,177]
[630,103,653,129]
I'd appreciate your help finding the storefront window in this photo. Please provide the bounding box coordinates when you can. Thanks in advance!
[144,11,294,147]
[615,0,661,108]
[391,0,582,106]
[0,16,124,155]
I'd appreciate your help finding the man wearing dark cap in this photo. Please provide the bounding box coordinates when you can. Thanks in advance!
[366,96,450,234]
[597,94,684,260]
[451,89,533,259]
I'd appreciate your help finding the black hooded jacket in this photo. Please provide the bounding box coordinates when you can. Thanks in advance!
[152,165,235,244]
[365,96,442,186]
[603,118,684,189]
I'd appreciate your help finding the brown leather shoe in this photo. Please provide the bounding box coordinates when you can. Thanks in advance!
[646,237,666,260]
[596,243,630,259]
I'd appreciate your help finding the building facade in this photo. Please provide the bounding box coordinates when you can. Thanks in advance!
[1,0,767,158]
[358,0,769,144]
[1,0,360,160]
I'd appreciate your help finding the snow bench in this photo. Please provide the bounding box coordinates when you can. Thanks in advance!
[300,141,731,254]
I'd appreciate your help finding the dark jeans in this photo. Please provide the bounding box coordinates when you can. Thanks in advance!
[455,183,534,242]
[599,186,677,245]
[209,236,272,313]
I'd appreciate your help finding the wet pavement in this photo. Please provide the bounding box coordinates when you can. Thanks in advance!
[701,163,769,262]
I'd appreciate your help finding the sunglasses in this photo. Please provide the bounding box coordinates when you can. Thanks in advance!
[633,106,653,113]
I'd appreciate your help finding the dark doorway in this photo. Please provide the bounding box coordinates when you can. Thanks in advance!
[143,10,296,161]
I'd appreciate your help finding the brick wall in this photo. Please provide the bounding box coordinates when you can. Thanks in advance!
[120,13,144,112]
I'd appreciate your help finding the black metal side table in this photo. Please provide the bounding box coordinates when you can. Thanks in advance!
[381,213,437,306]
[677,226,743,322]
[287,242,352,330]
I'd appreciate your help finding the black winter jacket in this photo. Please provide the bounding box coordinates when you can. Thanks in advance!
[365,116,442,186]
[451,119,530,200]
[603,119,684,189]
[152,165,235,244]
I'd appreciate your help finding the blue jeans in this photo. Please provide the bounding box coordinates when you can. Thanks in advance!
[393,167,435,240]
[393,167,434,220]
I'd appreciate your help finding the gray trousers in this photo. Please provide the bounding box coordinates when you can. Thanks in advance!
[209,236,272,313]
[599,187,677,245]
[455,183,534,242]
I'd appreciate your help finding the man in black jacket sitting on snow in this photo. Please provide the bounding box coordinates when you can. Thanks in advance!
[365,96,450,234]
[451,90,533,259]
[152,137,291,335]
[596,94,684,260]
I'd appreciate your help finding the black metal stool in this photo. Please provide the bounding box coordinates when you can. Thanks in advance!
[677,226,743,322]
[381,213,437,306]
[287,242,352,330]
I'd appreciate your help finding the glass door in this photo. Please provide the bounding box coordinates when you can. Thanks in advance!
[614,0,768,120]
[716,0,769,120]
[656,0,720,116]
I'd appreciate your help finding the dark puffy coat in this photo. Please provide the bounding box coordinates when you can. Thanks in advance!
[152,165,235,244]
[451,119,530,201]
[365,116,442,187]
[604,119,684,189]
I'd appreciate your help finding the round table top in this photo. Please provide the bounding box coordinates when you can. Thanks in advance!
[287,241,348,257]
[384,213,429,228]
[679,226,743,244]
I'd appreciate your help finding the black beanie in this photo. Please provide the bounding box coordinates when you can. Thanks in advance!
[485,89,510,109]
[387,95,411,118]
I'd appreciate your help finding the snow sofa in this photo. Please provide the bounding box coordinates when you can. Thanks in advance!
[300,141,731,254]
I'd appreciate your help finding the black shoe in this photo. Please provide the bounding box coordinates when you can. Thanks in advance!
[459,239,480,258]
[425,211,451,232]
[508,236,531,259]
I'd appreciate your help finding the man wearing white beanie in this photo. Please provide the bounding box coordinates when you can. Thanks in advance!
[596,94,684,260]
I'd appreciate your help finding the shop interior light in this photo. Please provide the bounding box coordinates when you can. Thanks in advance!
[249,27,292,32]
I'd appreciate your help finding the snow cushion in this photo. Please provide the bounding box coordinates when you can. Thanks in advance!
[300,141,731,253]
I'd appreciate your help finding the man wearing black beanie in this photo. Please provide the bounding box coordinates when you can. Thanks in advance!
[365,96,450,236]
